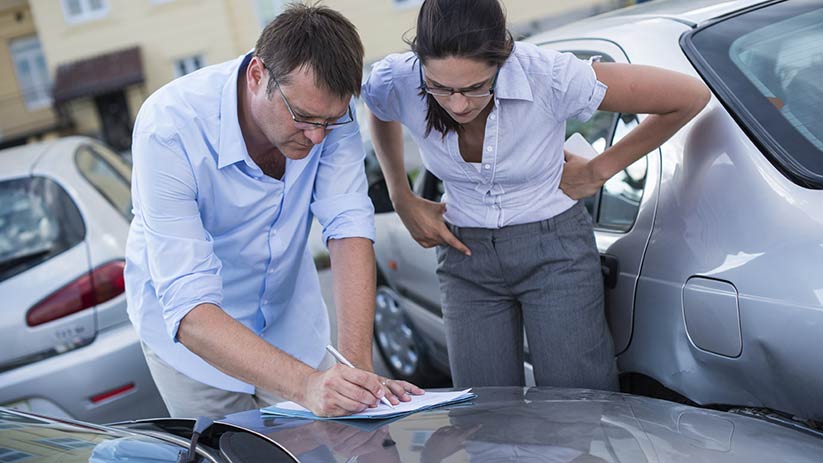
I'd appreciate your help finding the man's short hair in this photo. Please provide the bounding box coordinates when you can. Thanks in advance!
[255,3,364,99]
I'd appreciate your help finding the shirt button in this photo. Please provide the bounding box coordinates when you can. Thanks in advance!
[484,164,491,170]
[268,268,274,274]
[262,299,269,305]
[486,146,493,152]
[489,114,496,120]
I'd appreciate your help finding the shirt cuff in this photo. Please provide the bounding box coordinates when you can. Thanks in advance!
[576,70,608,122]
[159,275,223,341]
[312,194,376,246]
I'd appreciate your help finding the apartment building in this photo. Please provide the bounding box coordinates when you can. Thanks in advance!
[0,0,62,150]
[0,0,622,151]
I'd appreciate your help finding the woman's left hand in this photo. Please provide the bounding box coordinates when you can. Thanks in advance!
[560,150,605,200]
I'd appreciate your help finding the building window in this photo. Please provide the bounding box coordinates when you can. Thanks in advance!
[256,0,285,28]
[9,36,52,110]
[61,0,108,24]
[393,0,422,9]
[174,55,204,77]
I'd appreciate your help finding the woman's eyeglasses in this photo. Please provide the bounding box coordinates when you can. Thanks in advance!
[418,64,499,98]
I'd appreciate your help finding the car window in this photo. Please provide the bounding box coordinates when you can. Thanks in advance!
[684,0,823,188]
[0,176,85,283]
[596,114,647,231]
[74,144,133,221]
[419,170,444,202]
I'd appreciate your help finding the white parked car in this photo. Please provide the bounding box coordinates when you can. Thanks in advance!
[0,137,166,423]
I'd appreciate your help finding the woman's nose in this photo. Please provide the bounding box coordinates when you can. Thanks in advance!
[447,93,471,113]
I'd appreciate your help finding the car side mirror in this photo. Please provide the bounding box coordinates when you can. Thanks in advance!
[368,178,394,214]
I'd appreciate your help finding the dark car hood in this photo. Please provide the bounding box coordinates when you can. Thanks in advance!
[219,387,823,463]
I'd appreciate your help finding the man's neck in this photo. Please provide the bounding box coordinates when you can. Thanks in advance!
[236,68,286,180]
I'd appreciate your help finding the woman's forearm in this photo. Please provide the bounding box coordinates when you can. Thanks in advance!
[368,112,413,203]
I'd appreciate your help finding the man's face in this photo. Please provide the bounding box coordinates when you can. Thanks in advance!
[246,58,350,160]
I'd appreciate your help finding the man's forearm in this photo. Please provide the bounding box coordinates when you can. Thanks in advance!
[328,237,377,369]
[177,303,315,403]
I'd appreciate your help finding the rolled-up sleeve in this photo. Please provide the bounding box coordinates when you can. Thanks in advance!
[547,51,608,122]
[310,102,376,246]
[131,131,223,340]
[361,56,402,122]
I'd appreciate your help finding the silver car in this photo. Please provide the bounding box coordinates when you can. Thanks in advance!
[4,386,823,462]
[0,137,166,423]
[369,0,823,423]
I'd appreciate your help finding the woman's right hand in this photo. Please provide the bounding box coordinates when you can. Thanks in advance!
[393,193,471,256]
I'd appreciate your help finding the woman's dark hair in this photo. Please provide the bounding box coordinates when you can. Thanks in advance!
[407,0,514,137]
[255,3,364,99]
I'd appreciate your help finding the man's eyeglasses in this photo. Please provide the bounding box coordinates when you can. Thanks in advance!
[259,58,354,130]
[418,63,499,98]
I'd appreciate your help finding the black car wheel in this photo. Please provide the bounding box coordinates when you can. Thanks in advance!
[374,285,445,386]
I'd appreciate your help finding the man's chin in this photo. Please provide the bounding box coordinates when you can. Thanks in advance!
[281,144,313,159]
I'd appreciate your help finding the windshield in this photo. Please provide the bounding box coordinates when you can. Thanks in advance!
[684,0,823,188]
[0,410,187,463]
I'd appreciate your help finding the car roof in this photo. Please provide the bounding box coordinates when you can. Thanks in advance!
[0,137,90,181]
[591,0,766,25]
[528,0,767,43]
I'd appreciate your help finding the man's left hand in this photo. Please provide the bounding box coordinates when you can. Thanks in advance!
[378,377,425,406]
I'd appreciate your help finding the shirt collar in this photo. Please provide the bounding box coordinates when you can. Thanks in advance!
[217,51,255,170]
[493,47,534,102]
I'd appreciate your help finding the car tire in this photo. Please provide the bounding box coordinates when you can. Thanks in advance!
[374,285,446,387]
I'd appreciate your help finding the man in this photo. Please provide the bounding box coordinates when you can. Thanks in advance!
[125,4,422,418]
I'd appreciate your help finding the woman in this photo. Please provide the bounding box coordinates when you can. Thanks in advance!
[362,0,709,390]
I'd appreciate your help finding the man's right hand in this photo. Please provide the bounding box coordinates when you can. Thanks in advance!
[393,193,471,256]
[303,365,388,417]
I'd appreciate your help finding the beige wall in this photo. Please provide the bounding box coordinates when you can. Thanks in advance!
[28,0,258,94]
[23,0,264,144]
[0,0,58,143]
[319,0,616,63]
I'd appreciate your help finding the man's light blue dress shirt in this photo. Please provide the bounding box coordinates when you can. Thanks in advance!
[125,53,375,393]
[362,42,607,229]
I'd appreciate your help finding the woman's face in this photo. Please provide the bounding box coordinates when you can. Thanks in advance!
[422,57,498,125]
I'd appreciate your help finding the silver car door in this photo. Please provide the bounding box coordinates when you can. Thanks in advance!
[536,39,662,354]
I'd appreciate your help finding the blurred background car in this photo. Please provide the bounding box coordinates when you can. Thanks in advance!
[368,0,823,424]
[0,136,166,423]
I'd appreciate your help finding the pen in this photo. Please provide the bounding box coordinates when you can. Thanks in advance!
[325,344,394,408]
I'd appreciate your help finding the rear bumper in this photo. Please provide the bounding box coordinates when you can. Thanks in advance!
[0,322,167,423]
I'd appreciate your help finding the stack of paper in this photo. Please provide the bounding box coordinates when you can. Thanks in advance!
[261,389,475,420]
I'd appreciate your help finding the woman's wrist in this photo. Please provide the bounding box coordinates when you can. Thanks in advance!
[589,155,615,184]
[389,186,414,207]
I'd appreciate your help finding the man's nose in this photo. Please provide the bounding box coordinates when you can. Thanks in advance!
[303,126,327,145]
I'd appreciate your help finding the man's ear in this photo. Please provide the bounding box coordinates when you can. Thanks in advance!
[247,57,266,93]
